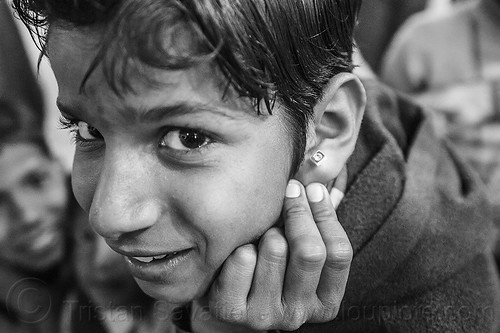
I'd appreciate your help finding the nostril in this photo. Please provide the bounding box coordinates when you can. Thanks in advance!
[89,199,162,240]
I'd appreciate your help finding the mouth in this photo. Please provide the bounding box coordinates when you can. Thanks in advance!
[121,248,194,283]
[131,251,184,263]
[31,230,60,251]
[14,228,62,253]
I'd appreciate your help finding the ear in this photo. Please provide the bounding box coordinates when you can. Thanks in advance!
[295,73,366,185]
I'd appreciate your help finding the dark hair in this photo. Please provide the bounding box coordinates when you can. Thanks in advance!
[13,0,361,172]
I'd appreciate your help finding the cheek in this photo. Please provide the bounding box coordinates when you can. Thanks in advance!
[178,147,290,268]
[72,154,100,212]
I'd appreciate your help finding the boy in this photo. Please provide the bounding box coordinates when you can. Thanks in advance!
[0,2,72,331]
[14,0,500,331]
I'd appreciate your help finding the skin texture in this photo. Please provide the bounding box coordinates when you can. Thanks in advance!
[50,28,291,303]
[48,22,362,331]
[0,143,67,271]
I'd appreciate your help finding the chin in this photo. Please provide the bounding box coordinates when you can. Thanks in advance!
[135,278,208,304]
[20,246,64,272]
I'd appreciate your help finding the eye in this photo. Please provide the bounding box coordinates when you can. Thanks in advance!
[58,115,103,147]
[77,121,102,141]
[22,171,48,190]
[159,128,212,151]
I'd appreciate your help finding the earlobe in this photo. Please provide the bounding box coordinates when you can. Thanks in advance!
[295,73,366,185]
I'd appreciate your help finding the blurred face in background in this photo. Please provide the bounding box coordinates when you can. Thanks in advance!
[0,143,68,271]
[72,211,152,308]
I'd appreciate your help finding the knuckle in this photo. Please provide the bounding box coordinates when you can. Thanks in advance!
[284,203,310,220]
[314,300,341,322]
[324,238,353,269]
[232,244,257,266]
[312,203,334,222]
[212,303,246,323]
[261,227,285,244]
[324,254,352,271]
[283,305,308,330]
[260,232,288,262]
[293,236,326,265]
[247,311,275,330]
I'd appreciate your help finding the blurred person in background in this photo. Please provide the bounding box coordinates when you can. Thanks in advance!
[62,211,172,333]
[0,0,73,331]
[0,102,71,332]
[354,0,462,74]
[355,0,428,72]
[380,0,500,262]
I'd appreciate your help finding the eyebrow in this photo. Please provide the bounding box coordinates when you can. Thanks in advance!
[56,100,252,123]
[138,103,246,123]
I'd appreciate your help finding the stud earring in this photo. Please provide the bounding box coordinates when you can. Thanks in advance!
[310,150,326,166]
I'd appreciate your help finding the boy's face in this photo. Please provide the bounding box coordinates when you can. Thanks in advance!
[49,27,293,302]
[0,143,67,271]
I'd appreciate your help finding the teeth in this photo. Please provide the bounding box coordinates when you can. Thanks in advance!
[32,232,55,251]
[133,256,155,263]
[153,254,167,260]
[133,251,182,263]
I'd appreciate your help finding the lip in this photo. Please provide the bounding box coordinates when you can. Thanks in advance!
[14,230,62,253]
[119,248,194,283]
[12,219,62,245]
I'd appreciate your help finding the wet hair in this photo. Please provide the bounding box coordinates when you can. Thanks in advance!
[13,0,361,172]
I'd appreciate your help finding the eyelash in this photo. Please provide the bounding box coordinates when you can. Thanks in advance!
[58,115,84,143]
[58,114,216,156]
[158,126,216,158]
[58,115,97,145]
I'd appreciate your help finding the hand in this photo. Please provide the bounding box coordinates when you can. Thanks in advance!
[208,179,352,331]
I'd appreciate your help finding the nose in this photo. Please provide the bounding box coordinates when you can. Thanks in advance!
[89,148,163,240]
[13,196,41,226]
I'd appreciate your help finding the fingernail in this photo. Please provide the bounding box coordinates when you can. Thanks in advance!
[285,181,301,198]
[306,183,324,203]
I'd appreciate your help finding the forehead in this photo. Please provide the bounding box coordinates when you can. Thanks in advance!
[0,144,47,189]
[48,26,260,123]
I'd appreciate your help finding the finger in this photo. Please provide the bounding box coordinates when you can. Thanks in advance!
[330,166,347,209]
[282,180,326,305]
[209,244,257,322]
[311,184,352,319]
[247,227,288,327]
